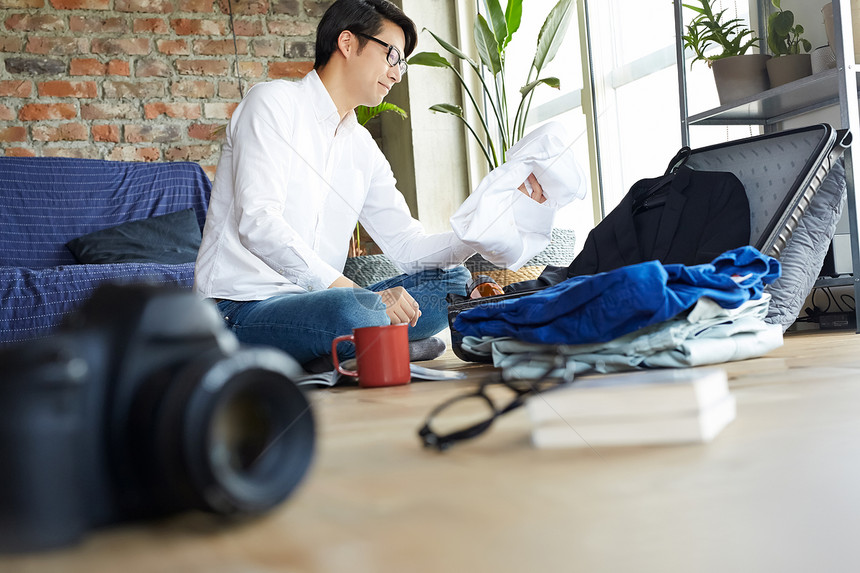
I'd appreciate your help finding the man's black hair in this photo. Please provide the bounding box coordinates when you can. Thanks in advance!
[314,0,417,70]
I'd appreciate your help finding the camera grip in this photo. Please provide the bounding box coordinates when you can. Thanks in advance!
[331,334,358,377]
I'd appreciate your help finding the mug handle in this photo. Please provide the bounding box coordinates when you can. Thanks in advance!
[331,334,359,377]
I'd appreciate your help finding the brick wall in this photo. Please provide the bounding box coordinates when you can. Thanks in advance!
[0,0,331,178]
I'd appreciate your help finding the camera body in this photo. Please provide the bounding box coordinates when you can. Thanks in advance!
[0,284,315,553]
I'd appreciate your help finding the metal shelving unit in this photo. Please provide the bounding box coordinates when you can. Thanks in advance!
[686,68,856,125]
[673,0,860,330]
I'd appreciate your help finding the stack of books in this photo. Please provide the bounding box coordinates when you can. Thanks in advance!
[527,367,736,448]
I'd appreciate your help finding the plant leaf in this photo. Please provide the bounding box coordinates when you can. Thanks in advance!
[682,3,706,16]
[474,14,502,75]
[533,0,574,74]
[407,51,452,68]
[429,103,463,117]
[772,11,793,36]
[505,0,523,46]
[683,0,760,61]
[425,28,475,67]
[483,0,508,50]
[378,104,407,119]
[355,102,408,126]
[520,77,561,98]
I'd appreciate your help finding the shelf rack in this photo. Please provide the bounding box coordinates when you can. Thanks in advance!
[673,0,860,330]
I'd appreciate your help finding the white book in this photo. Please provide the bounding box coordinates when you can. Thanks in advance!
[527,367,729,423]
[530,394,737,449]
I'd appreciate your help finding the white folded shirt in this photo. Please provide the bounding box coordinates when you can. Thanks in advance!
[450,121,585,270]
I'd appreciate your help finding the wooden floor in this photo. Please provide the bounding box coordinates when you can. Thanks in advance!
[3,328,860,573]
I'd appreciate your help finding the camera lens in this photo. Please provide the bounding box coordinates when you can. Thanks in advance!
[211,389,274,474]
[132,347,315,517]
[199,366,315,514]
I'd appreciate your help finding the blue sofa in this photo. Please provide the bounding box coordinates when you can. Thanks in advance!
[0,157,211,345]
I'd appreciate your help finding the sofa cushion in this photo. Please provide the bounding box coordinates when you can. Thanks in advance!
[66,208,202,265]
[0,262,196,345]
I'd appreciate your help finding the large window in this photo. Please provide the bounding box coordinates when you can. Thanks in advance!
[585,0,759,211]
[472,0,762,255]
[499,0,592,252]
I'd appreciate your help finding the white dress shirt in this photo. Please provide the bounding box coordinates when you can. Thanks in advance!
[450,121,584,270]
[194,70,474,301]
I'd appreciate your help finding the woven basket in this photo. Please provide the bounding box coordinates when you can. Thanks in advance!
[342,254,401,287]
[478,265,546,287]
[524,227,576,265]
[464,227,576,287]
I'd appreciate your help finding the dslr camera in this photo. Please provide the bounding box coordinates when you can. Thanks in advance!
[0,284,315,553]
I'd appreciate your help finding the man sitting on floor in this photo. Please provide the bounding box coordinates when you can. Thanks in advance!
[194,0,547,369]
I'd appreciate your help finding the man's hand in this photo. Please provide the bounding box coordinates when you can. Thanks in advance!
[518,173,546,204]
[378,286,421,327]
[329,276,420,327]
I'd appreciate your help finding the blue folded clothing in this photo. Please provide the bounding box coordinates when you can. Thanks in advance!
[452,246,781,345]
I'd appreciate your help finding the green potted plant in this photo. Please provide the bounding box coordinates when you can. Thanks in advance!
[407,0,573,171]
[682,0,769,105]
[765,0,812,87]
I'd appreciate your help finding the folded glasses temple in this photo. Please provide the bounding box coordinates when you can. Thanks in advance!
[417,355,573,452]
[419,418,494,452]
[417,375,541,452]
[418,391,495,451]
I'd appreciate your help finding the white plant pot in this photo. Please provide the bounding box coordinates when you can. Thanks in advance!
[811,45,837,74]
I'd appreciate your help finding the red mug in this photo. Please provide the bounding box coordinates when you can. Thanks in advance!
[331,323,411,388]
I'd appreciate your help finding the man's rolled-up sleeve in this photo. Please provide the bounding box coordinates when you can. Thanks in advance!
[357,147,475,273]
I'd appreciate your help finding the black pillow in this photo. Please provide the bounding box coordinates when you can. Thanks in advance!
[66,208,202,264]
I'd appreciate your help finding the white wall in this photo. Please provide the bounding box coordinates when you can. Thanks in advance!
[383,0,471,234]
[788,1,832,51]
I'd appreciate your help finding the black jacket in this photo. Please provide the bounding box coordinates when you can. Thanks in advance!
[508,165,750,291]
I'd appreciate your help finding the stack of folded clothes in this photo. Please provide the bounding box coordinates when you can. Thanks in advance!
[454,246,784,375]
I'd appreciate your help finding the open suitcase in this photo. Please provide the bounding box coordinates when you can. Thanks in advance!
[447,123,853,362]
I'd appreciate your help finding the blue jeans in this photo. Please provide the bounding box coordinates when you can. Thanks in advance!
[215,266,471,364]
